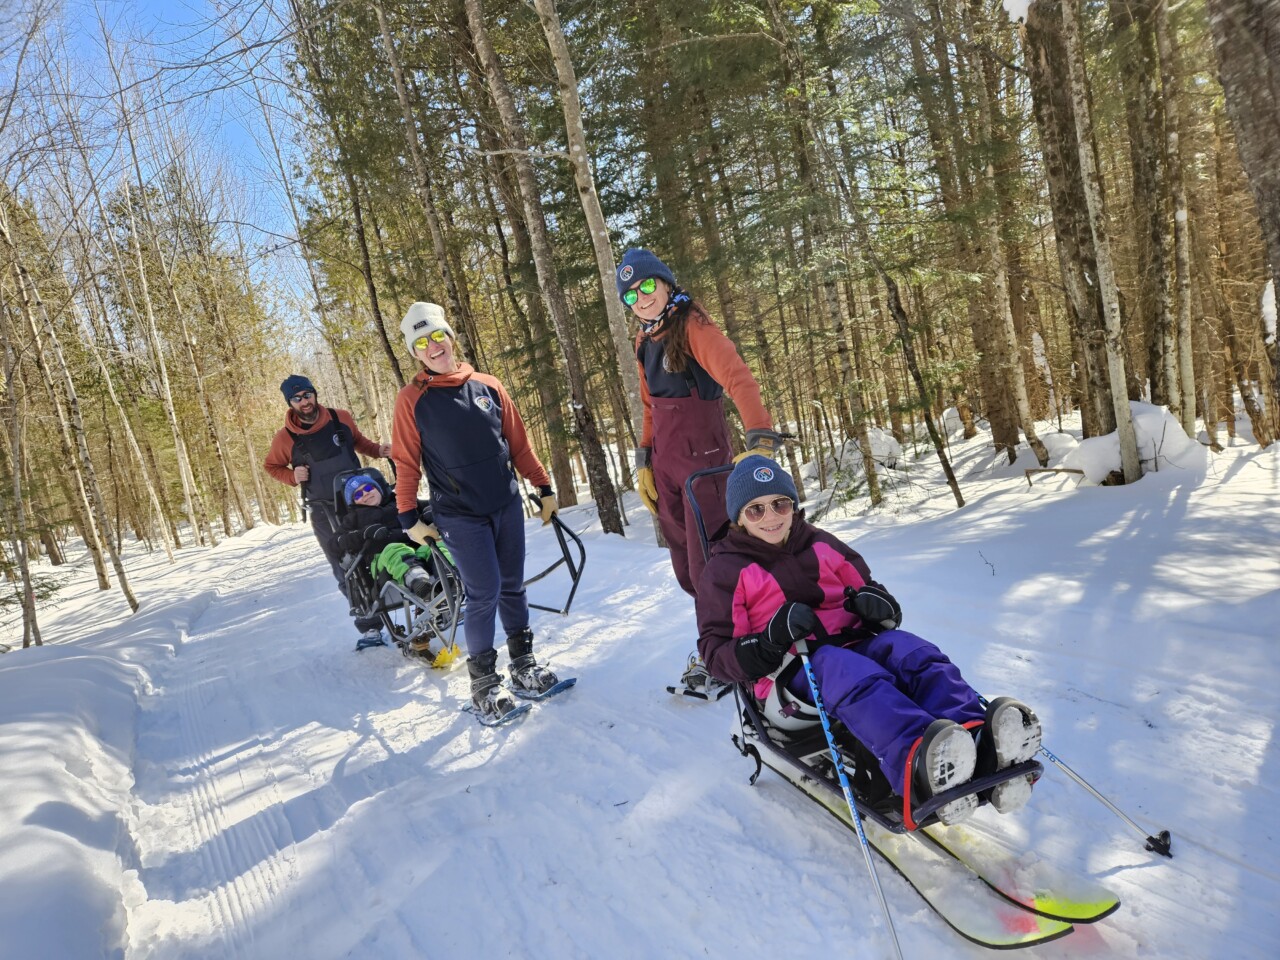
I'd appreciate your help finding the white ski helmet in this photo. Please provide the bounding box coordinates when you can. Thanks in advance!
[401,302,455,354]
[759,655,821,732]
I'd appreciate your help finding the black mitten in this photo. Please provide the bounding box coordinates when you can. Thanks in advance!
[843,583,902,631]
[735,602,819,678]
[363,524,391,546]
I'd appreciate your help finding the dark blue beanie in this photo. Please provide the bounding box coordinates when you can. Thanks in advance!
[281,374,315,401]
[344,473,380,505]
[615,248,677,303]
[726,455,798,522]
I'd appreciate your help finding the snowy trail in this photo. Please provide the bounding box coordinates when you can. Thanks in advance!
[3,421,1278,959]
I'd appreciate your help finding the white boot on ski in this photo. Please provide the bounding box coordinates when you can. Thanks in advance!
[984,697,1042,814]
[912,718,978,825]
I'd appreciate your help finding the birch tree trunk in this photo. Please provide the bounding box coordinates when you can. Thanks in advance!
[765,0,881,503]
[1061,0,1141,481]
[372,1,478,360]
[0,296,42,645]
[969,1,1049,466]
[465,0,622,534]
[0,215,138,610]
[530,0,644,433]
[1155,0,1197,435]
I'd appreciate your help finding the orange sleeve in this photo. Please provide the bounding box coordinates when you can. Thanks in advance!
[391,386,425,517]
[687,319,772,432]
[336,409,382,458]
[263,428,298,486]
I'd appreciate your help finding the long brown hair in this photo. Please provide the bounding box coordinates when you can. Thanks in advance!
[657,298,712,373]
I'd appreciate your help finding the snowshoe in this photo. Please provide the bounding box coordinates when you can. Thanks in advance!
[354,627,388,652]
[466,650,528,726]
[508,653,562,698]
[666,652,733,701]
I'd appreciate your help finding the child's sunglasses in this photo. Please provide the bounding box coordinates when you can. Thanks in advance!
[622,276,658,306]
[742,497,794,522]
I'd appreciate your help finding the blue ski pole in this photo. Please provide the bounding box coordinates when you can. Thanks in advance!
[795,637,904,960]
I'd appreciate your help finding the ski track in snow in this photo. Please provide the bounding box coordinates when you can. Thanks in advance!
[3,422,1279,959]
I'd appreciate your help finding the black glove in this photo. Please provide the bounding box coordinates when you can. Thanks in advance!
[843,583,902,632]
[734,601,819,678]
[362,524,391,546]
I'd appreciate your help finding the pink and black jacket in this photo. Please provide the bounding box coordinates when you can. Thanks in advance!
[696,513,878,694]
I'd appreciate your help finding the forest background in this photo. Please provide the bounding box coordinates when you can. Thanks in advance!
[1,0,1277,645]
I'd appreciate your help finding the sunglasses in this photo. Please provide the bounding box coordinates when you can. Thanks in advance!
[742,497,795,523]
[413,329,450,352]
[289,390,315,403]
[622,276,658,306]
[352,482,378,500]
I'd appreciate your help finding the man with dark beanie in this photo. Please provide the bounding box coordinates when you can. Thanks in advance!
[265,374,393,648]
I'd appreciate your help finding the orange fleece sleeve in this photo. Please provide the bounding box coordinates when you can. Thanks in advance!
[687,320,772,432]
[263,427,299,486]
[391,385,425,517]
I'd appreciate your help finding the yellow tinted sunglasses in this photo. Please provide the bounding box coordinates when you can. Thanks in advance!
[413,329,450,352]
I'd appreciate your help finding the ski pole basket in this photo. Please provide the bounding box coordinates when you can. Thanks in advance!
[524,496,586,616]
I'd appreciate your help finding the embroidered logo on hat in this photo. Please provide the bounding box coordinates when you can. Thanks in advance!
[413,320,428,330]
[753,466,774,482]
[474,396,493,411]
[619,264,634,282]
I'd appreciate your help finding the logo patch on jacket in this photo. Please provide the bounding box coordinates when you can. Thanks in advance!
[332,433,343,446]
[474,396,494,412]
[753,466,774,482]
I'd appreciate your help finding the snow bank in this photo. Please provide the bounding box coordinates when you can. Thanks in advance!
[0,645,146,960]
[1060,402,1206,483]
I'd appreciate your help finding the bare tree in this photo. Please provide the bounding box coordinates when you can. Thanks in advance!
[530,0,643,433]
[1060,0,1141,481]
[464,0,622,534]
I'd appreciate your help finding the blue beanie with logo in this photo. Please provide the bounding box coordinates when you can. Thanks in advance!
[615,248,677,303]
[280,374,315,401]
[726,455,798,522]
[343,473,380,505]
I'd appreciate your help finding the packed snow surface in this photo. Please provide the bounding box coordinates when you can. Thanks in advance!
[2,412,1278,959]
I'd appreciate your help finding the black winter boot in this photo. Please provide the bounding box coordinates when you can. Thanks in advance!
[467,648,519,722]
[506,628,559,697]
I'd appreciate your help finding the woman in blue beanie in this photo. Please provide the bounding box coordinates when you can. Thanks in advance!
[696,456,1044,828]
[616,247,782,696]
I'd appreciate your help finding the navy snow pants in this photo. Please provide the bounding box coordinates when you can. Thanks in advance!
[434,495,529,658]
[788,629,985,794]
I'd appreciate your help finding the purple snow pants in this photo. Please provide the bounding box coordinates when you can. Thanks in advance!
[650,394,733,598]
[434,495,528,658]
[788,629,984,793]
